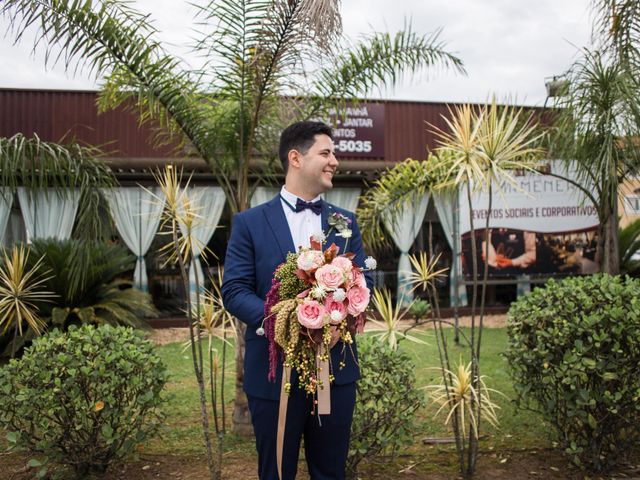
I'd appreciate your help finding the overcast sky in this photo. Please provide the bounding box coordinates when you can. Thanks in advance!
[0,0,593,106]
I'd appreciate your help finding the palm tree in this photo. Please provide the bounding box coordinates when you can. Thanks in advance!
[0,133,116,239]
[548,1,640,274]
[591,0,640,69]
[549,50,640,274]
[1,0,465,434]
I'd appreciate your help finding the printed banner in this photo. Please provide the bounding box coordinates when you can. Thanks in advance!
[458,161,600,277]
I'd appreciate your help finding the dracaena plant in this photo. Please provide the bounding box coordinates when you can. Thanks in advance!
[366,288,429,350]
[359,99,542,477]
[426,359,503,439]
[0,245,55,358]
[197,269,236,476]
[151,165,235,480]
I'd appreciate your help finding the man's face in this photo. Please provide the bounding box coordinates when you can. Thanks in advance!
[296,133,338,195]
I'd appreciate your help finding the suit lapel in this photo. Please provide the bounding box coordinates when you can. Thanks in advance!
[263,196,296,261]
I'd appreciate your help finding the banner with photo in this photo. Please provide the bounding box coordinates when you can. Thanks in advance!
[458,161,600,277]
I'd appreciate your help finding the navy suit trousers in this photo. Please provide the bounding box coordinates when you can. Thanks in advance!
[247,382,356,480]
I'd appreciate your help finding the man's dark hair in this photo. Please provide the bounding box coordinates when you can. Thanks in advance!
[279,121,333,173]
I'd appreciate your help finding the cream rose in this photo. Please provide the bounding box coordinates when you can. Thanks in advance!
[315,264,345,290]
[297,249,325,271]
[331,256,353,275]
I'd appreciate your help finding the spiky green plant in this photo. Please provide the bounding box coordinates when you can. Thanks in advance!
[367,288,428,350]
[407,251,448,294]
[0,245,55,357]
[199,269,236,476]
[152,165,221,479]
[426,360,503,439]
[359,99,542,477]
[433,100,542,475]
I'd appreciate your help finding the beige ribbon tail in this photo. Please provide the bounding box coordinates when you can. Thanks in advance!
[316,347,331,415]
[277,365,291,480]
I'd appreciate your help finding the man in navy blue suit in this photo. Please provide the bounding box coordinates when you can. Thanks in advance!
[222,121,370,479]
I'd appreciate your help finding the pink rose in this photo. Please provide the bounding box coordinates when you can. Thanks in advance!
[297,250,325,272]
[324,293,347,324]
[315,264,345,290]
[297,299,326,329]
[347,268,367,289]
[331,256,353,275]
[347,286,370,316]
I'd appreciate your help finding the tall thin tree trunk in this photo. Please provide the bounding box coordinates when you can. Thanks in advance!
[469,181,492,475]
[603,201,620,274]
[465,180,479,479]
[429,282,466,469]
[174,228,215,480]
[11,320,18,358]
[233,320,253,435]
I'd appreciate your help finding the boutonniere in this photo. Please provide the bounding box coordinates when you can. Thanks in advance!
[328,212,352,241]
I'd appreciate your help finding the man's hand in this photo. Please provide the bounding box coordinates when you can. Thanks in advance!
[496,255,513,268]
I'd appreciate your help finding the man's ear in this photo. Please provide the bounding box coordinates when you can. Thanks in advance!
[288,149,301,170]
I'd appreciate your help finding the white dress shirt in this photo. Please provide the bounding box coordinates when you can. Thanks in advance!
[280,186,323,251]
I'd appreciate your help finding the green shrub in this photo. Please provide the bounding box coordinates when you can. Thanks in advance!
[505,274,640,471]
[408,298,431,320]
[0,324,167,478]
[347,336,425,478]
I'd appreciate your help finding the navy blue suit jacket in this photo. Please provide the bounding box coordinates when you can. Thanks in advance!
[222,195,370,401]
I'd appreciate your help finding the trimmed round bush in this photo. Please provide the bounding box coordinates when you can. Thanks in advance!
[505,274,640,471]
[0,324,167,477]
[347,336,425,478]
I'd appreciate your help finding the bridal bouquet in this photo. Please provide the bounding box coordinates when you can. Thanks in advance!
[262,214,375,397]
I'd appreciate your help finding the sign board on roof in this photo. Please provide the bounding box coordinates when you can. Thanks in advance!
[313,102,385,158]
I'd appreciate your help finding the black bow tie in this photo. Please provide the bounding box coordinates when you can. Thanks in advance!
[295,198,323,215]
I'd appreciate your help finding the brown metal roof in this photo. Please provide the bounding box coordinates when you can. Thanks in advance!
[0,89,175,158]
[0,89,552,170]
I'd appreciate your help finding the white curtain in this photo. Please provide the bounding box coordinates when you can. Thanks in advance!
[250,186,279,208]
[433,191,468,307]
[101,187,165,292]
[178,186,226,306]
[0,188,13,245]
[324,188,361,212]
[18,187,81,241]
[383,194,429,305]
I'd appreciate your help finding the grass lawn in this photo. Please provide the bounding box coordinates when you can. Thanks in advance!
[6,326,637,478]
[148,327,553,464]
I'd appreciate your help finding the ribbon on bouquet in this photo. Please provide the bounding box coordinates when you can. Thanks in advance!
[276,365,291,480]
[276,349,331,480]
